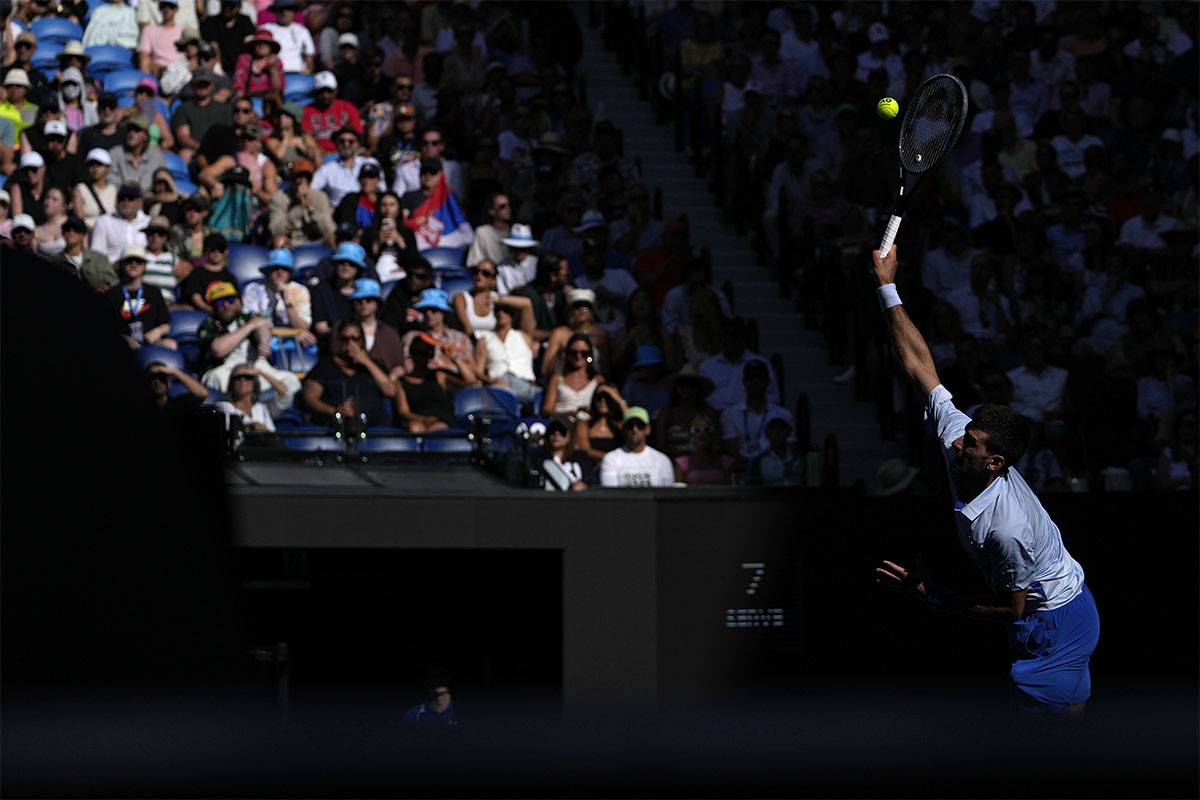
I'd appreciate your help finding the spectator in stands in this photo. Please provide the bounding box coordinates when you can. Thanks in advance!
[105,113,165,196]
[465,190,512,268]
[1072,250,1147,359]
[312,125,381,208]
[179,232,241,313]
[302,71,363,154]
[401,674,460,730]
[268,158,337,248]
[174,193,213,268]
[8,151,47,222]
[242,247,316,347]
[947,251,1017,362]
[38,119,85,194]
[597,405,674,487]
[197,279,302,403]
[52,61,95,137]
[495,223,540,295]
[330,31,371,109]
[261,0,315,75]
[82,0,139,50]
[144,357,210,414]
[171,66,232,164]
[3,213,37,254]
[745,409,803,487]
[200,0,256,76]
[394,332,458,433]
[654,363,717,459]
[137,0,184,79]
[541,287,611,377]
[311,240,369,346]
[540,414,591,491]
[609,182,663,258]
[514,250,571,347]
[572,231,638,338]
[301,317,398,429]
[400,287,477,384]
[673,408,735,486]
[720,359,792,471]
[347,277,405,379]
[575,383,627,465]
[540,332,605,419]
[75,93,124,158]
[52,214,118,292]
[215,363,293,434]
[919,212,980,303]
[379,257,434,334]
[1154,407,1198,492]
[140,214,183,305]
[265,104,322,180]
[372,100,420,188]
[232,28,285,108]
[198,120,279,210]
[452,258,534,340]
[33,184,71,257]
[392,123,466,203]
[363,192,421,284]
[0,69,38,151]
[334,162,386,235]
[699,315,778,412]
[1007,331,1072,430]
[105,244,176,350]
[89,182,149,265]
[473,299,539,411]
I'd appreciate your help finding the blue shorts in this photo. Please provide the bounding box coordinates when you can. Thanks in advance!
[1007,584,1100,714]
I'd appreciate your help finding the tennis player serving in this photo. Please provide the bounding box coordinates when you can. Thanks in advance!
[871,245,1100,719]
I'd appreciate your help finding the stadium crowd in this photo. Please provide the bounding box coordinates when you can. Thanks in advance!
[0,0,1195,492]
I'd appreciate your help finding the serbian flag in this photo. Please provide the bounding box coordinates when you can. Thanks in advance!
[404,172,474,252]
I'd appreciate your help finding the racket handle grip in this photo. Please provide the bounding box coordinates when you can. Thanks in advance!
[878,215,903,257]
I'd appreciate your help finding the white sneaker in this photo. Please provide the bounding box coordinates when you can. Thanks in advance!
[832,365,856,385]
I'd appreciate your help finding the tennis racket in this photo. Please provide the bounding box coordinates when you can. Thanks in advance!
[877,74,969,257]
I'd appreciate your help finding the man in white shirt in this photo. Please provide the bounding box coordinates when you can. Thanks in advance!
[466,191,512,267]
[720,359,793,467]
[495,223,539,295]
[311,125,382,208]
[392,124,466,205]
[261,0,315,74]
[699,316,779,412]
[598,406,675,487]
[89,183,150,265]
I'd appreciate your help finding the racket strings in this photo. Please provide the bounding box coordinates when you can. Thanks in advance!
[898,78,967,173]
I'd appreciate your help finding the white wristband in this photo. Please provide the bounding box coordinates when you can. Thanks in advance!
[877,284,902,310]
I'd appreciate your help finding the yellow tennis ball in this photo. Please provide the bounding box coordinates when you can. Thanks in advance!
[877,97,900,119]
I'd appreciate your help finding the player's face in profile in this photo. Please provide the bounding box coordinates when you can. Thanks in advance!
[950,428,993,476]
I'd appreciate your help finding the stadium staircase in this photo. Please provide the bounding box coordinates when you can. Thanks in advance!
[570,3,908,490]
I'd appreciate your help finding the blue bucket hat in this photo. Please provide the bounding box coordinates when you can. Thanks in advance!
[631,344,665,368]
[332,241,367,269]
[413,287,453,312]
[349,277,382,300]
[259,247,295,274]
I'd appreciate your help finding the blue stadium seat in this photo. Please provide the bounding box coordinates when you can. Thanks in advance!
[170,308,209,372]
[269,334,318,376]
[226,243,270,290]
[423,246,467,268]
[357,435,424,454]
[283,72,315,103]
[163,150,189,183]
[174,177,199,196]
[103,69,156,101]
[291,243,331,271]
[453,385,521,435]
[31,17,82,45]
[30,41,63,73]
[421,435,474,454]
[282,434,347,452]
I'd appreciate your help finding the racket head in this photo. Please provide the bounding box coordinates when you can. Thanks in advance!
[897,74,968,175]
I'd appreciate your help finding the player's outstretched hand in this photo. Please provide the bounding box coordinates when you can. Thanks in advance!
[875,554,930,601]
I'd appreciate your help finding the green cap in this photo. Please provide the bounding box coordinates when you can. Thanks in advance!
[623,406,650,426]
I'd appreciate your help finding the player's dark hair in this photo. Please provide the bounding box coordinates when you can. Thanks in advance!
[968,404,1031,466]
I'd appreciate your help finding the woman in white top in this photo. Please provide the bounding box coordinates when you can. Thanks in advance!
[539,331,606,419]
[216,364,293,433]
[35,185,71,256]
[474,300,539,411]
[454,258,503,337]
[72,148,117,234]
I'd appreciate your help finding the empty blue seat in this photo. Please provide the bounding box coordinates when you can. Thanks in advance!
[163,150,189,182]
[30,41,63,73]
[85,43,132,66]
[170,308,209,371]
[423,246,467,269]
[291,243,331,271]
[421,435,474,454]
[226,243,270,290]
[282,435,346,452]
[284,72,315,103]
[103,69,155,101]
[134,344,186,373]
[31,17,82,45]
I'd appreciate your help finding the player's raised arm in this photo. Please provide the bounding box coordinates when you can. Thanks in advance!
[871,247,940,399]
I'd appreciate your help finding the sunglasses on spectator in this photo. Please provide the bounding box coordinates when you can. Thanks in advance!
[625,420,648,430]
[469,268,496,277]
[146,372,172,382]
[341,334,363,342]
[213,298,238,309]
[337,137,358,145]
[232,374,256,382]
[395,83,413,90]
[234,106,253,113]
[569,348,590,356]
[422,138,442,146]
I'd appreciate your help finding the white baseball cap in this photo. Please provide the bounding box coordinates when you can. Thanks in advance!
[43,119,67,137]
[19,150,44,169]
[313,70,337,91]
[85,147,113,165]
[337,32,358,49]
[11,213,36,232]
[0,188,10,205]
